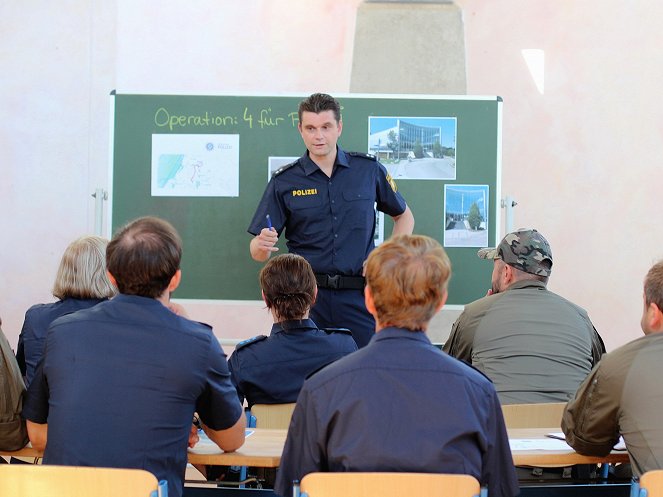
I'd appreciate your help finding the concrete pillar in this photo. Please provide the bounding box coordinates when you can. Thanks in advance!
[350,0,466,94]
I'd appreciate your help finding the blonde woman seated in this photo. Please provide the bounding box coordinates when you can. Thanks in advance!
[228,254,357,408]
[16,236,116,387]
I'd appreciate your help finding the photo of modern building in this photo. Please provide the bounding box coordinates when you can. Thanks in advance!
[444,184,489,247]
[368,116,457,180]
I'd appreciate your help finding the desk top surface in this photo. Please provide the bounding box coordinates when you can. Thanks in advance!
[1,427,629,468]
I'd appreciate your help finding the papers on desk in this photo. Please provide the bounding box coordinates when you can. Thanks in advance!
[188,429,254,455]
[510,437,575,451]
[546,432,627,451]
[510,432,628,452]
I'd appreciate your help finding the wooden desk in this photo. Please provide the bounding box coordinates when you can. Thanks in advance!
[509,427,630,467]
[2,427,628,469]
[187,428,286,467]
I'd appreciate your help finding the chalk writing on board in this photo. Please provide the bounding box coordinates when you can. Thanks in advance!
[154,107,299,132]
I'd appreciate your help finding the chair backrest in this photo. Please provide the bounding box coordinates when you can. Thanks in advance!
[251,403,296,429]
[299,472,481,497]
[0,465,159,497]
[500,402,567,429]
[639,470,663,497]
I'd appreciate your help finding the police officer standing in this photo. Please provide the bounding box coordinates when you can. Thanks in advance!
[248,93,414,347]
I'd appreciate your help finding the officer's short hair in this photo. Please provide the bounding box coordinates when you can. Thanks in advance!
[106,216,182,298]
[645,260,663,312]
[52,236,117,300]
[298,93,341,124]
[260,254,317,321]
[365,235,451,331]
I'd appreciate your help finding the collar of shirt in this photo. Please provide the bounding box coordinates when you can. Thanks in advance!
[113,293,166,308]
[271,318,318,335]
[505,279,548,292]
[300,147,351,176]
[369,326,432,345]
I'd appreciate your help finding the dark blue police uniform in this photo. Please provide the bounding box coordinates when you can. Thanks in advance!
[274,327,519,497]
[22,294,243,497]
[248,147,407,348]
[16,298,107,387]
[228,318,357,408]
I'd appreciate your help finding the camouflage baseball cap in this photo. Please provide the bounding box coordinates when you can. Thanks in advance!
[477,228,553,276]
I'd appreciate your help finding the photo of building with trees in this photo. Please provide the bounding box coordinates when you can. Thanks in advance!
[444,184,489,247]
[368,116,456,180]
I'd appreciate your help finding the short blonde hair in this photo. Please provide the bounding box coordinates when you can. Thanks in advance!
[52,236,117,300]
[365,234,451,331]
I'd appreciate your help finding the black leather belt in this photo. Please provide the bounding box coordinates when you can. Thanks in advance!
[314,273,365,290]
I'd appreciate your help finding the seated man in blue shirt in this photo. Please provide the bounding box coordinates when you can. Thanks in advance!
[22,216,245,497]
[228,253,357,408]
[275,234,519,497]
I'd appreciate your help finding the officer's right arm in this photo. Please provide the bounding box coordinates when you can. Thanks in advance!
[249,228,279,262]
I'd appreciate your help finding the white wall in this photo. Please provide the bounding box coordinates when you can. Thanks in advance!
[2,0,662,353]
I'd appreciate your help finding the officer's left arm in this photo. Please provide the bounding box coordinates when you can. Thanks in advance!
[390,204,414,237]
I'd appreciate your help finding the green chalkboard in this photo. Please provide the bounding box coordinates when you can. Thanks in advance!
[111,93,501,305]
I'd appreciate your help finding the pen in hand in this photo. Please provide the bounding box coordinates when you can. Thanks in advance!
[266,214,273,230]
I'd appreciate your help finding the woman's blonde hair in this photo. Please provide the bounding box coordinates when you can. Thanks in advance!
[52,236,117,300]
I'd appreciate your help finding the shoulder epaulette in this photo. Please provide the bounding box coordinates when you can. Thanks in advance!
[235,335,268,350]
[322,327,353,336]
[348,151,377,161]
[272,160,299,178]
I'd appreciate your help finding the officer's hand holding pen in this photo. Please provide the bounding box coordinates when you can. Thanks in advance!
[256,214,279,253]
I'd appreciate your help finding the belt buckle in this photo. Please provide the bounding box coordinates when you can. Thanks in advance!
[327,274,340,289]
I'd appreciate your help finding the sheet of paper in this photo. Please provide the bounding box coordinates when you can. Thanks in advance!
[510,438,575,451]
[547,432,627,451]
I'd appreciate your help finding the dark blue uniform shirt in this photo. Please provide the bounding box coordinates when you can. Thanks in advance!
[248,147,407,276]
[248,147,407,348]
[16,298,107,387]
[274,327,519,497]
[22,294,243,497]
[228,318,357,408]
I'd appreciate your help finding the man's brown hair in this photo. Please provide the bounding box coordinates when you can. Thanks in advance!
[298,93,341,124]
[260,254,316,321]
[365,234,451,331]
[644,260,663,311]
[106,216,182,298]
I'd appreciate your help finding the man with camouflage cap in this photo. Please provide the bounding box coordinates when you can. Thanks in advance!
[443,228,604,405]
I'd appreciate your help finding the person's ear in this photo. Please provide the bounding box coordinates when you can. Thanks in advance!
[648,302,663,330]
[168,269,182,293]
[337,119,343,136]
[502,263,514,285]
[364,285,377,317]
[435,291,448,313]
[107,271,118,289]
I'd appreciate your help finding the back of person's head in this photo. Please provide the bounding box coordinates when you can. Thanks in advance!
[644,261,663,311]
[365,234,451,331]
[52,235,117,300]
[298,93,341,123]
[260,254,316,321]
[106,216,182,298]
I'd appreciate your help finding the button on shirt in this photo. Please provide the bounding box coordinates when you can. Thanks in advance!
[274,327,519,497]
[22,294,243,497]
[228,319,357,408]
[248,148,407,276]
